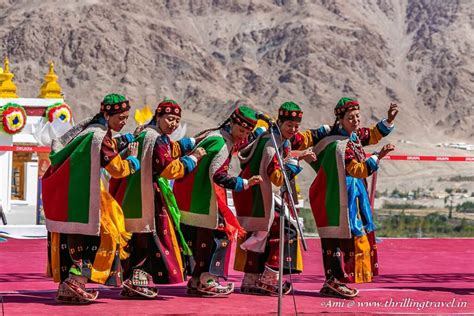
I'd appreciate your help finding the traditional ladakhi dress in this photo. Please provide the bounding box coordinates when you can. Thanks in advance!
[233,126,330,294]
[173,126,247,296]
[110,121,196,297]
[309,119,393,297]
[43,115,139,302]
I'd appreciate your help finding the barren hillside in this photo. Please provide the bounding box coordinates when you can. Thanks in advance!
[1,0,472,193]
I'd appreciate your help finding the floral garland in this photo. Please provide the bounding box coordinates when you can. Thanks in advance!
[45,102,72,123]
[0,103,27,135]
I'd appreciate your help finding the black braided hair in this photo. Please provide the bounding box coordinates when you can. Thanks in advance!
[329,118,340,135]
[194,118,232,139]
[90,112,106,126]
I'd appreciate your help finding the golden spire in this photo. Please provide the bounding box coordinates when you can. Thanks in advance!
[39,61,63,99]
[0,57,19,98]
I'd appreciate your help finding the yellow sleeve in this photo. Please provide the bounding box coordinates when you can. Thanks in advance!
[294,130,314,151]
[105,155,132,179]
[345,159,370,178]
[269,169,284,187]
[368,126,384,145]
[160,160,186,179]
[171,142,182,159]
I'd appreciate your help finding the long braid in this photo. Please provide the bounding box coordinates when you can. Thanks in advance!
[194,118,231,139]
[330,117,340,135]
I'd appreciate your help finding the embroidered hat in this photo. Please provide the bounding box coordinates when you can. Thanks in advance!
[100,94,130,115]
[278,101,303,122]
[230,106,257,129]
[156,98,182,117]
[334,97,360,119]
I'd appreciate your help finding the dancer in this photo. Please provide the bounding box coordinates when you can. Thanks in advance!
[233,101,329,295]
[309,97,398,299]
[173,105,262,297]
[43,94,139,303]
[111,98,206,298]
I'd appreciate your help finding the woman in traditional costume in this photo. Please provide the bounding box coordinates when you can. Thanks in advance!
[111,98,206,298]
[43,94,140,303]
[233,101,329,295]
[309,97,398,298]
[173,106,262,297]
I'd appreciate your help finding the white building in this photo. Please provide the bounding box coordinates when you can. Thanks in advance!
[0,57,67,223]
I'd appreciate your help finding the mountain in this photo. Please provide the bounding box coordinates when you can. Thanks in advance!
[1,0,472,194]
[1,0,472,139]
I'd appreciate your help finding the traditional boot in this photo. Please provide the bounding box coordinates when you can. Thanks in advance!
[197,272,234,297]
[120,269,158,299]
[56,275,98,304]
[319,276,358,299]
[255,266,292,296]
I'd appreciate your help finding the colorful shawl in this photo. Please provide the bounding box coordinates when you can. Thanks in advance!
[173,129,243,236]
[110,125,191,254]
[233,131,285,232]
[308,135,352,239]
[42,121,107,236]
[110,126,155,232]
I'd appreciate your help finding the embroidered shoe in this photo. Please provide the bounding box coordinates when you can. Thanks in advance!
[197,273,234,297]
[56,278,98,304]
[197,279,234,297]
[254,266,292,296]
[320,277,358,299]
[121,279,158,299]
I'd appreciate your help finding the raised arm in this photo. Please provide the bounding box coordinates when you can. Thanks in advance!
[358,103,398,146]
[290,125,331,151]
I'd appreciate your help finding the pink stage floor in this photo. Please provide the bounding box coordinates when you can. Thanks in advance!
[0,238,473,315]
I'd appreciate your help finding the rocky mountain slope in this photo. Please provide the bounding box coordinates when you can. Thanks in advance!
[0,0,472,140]
[1,0,473,195]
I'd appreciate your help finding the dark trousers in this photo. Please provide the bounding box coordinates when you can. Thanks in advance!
[181,224,230,278]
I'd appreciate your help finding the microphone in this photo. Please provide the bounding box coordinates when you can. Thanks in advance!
[255,112,275,125]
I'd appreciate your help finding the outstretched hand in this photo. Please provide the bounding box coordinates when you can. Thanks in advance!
[133,125,144,136]
[127,142,139,158]
[299,149,317,163]
[191,147,207,160]
[248,175,263,187]
[378,143,395,159]
[387,103,399,124]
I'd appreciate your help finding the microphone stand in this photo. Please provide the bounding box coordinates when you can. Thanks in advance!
[266,121,307,316]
